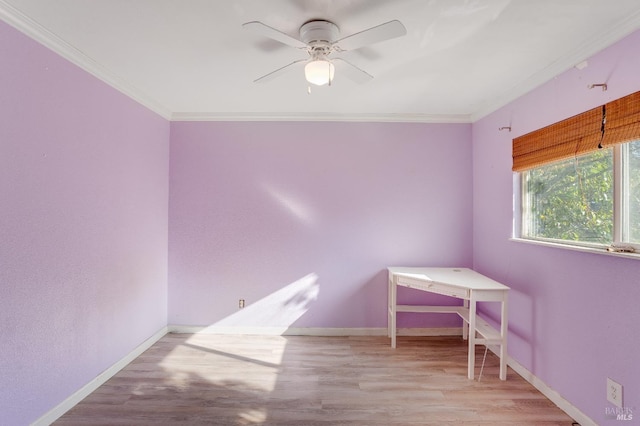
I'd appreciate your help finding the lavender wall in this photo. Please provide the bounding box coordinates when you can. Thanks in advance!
[0,21,169,424]
[472,30,640,424]
[7,9,637,425]
[169,121,472,329]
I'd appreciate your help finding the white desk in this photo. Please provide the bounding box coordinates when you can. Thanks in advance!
[388,267,509,380]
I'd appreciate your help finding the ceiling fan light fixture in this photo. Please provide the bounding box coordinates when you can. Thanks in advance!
[305,60,335,86]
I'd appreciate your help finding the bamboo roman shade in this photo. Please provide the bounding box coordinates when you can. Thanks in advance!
[600,91,640,148]
[512,90,640,172]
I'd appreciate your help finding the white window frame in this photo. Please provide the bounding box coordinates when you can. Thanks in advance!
[512,143,640,258]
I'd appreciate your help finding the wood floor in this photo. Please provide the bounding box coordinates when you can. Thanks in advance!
[55,334,577,425]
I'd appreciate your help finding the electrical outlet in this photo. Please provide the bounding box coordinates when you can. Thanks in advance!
[239,299,245,309]
[607,377,623,408]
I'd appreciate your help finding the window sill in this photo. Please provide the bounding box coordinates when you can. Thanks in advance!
[509,238,640,260]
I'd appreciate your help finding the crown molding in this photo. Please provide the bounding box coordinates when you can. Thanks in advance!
[0,1,468,125]
[0,0,172,120]
[171,111,472,124]
[470,8,640,122]
[5,0,639,125]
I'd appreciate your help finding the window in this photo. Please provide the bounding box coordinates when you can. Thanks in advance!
[513,91,640,253]
[519,142,640,250]
[521,148,613,245]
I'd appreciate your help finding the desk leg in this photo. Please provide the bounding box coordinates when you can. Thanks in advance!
[462,299,469,340]
[389,277,397,348]
[468,297,476,380]
[499,295,508,380]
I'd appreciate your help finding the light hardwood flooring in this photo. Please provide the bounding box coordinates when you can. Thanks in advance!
[55,334,577,425]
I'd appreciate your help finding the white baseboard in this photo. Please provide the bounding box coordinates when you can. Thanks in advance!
[171,326,592,424]
[167,325,462,337]
[31,326,168,426]
[485,345,595,426]
[32,326,593,426]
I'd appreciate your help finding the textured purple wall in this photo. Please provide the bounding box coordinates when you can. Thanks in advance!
[169,121,472,328]
[0,21,169,424]
[472,30,640,424]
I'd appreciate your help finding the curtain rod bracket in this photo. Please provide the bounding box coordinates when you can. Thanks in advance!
[588,83,607,91]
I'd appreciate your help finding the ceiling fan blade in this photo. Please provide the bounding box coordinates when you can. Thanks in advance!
[243,21,307,49]
[336,20,407,51]
[254,59,307,83]
[333,58,373,83]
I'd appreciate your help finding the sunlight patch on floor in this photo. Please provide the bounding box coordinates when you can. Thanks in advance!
[159,335,289,393]
[157,274,319,395]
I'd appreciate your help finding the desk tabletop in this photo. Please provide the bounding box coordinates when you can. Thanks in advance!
[388,267,509,291]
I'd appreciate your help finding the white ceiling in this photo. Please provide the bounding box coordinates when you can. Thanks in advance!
[2,0,640,122]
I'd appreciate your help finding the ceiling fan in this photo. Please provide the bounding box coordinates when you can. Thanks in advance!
[243,19,407,86]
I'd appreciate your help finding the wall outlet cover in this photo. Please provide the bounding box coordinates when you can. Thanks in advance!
[607,377,623,408]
